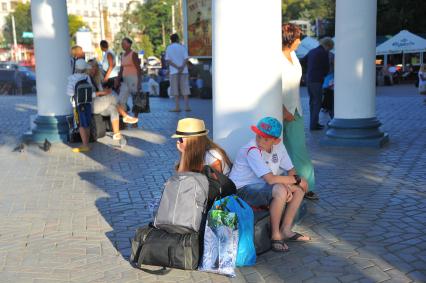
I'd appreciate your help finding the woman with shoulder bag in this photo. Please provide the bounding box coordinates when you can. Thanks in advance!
[115,37,142,128]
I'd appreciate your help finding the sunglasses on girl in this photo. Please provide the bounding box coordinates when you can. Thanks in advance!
[177,137,184,144]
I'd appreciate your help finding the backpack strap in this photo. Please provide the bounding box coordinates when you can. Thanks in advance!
[247,146,261,156]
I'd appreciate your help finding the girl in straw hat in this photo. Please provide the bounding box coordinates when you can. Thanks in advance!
[172,118,232,174]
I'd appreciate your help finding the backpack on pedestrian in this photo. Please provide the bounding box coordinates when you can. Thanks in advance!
[74,78,93,106]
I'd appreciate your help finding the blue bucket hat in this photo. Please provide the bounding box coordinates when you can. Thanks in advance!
[251,117,282,139]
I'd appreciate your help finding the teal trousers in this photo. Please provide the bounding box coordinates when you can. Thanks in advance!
[283,111,316,192]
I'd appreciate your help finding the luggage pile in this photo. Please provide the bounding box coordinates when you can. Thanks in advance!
[130,166,257,277]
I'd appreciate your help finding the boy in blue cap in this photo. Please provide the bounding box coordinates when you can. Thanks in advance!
[229,117,310,252]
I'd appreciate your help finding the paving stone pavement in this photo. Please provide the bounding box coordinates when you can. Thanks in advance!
[0,85,425,283]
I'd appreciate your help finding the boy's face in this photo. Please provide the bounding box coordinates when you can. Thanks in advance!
[255,134,281,152]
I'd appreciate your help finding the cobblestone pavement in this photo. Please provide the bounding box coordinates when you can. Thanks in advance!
[0,85,425,283]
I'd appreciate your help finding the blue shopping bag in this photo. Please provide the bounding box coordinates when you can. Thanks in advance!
[223,196,256,266]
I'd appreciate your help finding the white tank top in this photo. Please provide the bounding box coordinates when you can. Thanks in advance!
[102,50,118,78]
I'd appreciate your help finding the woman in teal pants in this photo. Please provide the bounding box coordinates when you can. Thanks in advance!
[281,23,317,200]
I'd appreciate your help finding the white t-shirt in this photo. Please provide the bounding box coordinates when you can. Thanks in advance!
[204,149,231,176]
[165,43,189,75]
[229,139,294,189]
[282,51,303,116]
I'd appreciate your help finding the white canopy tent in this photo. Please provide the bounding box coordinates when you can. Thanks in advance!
[376,30,426,67]
[296,36,319,58]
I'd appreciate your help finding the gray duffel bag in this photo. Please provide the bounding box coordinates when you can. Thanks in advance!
[154,172,209,233]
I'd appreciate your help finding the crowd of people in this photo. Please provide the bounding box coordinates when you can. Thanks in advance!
[67,32,193,152]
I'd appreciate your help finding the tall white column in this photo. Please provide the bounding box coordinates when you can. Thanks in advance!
[26,0,72,143]
[322,0,388,147]
[212,0,282,158]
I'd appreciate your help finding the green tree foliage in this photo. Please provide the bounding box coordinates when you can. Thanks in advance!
[3,2,32,45]
[2,3,88,47]
[68,14,87,38]
[377,0,426,35]
[115,0,178,56]
[282,0,335,22]
[282,0,335,36]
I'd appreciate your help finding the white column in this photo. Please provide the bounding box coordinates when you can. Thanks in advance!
[27,0,72,143]
[334,0,376,119]
[31,0,71,116]
[212,0,282,158]
[323,0,388,148]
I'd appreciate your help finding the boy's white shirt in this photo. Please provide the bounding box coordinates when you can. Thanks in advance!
[229,139,294,189]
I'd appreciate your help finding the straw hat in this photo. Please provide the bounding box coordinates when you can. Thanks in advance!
[171,118,209,138]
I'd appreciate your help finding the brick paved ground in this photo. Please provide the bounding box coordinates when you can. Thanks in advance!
[0,85,425,283]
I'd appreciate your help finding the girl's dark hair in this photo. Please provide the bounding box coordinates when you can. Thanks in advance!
[122,37,133,45]
[282,23,303,48]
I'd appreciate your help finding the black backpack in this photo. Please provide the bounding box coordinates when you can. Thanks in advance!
[74,78,93,106]
[202,165,237,210]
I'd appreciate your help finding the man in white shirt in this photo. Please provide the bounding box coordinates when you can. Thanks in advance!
[165,33,191,112]
[229,117,310,252]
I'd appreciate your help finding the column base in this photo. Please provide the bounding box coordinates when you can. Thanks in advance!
[321,117,389,148]
[23,115,69,143]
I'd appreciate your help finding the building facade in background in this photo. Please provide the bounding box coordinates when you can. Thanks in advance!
[0,0,29,34]
[67,0,147,51]
[0,0,146,55]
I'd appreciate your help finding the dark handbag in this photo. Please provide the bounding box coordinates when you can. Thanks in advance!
[132,91,150,113]
[202,165,237,210]
[130,225,200,271]
[253,211,271,255]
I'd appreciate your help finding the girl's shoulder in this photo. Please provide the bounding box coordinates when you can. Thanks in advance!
[205,149,223,161]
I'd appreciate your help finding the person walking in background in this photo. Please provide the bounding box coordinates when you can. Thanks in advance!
[66,59,93,153]
[281,23,318,200]
[115,37,142,127]
[166,33,191,112]
[100,40,118,88]
[305,37,334,130]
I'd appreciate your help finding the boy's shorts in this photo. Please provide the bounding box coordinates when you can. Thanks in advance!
[76,103,92,128]
[237,183,273,207]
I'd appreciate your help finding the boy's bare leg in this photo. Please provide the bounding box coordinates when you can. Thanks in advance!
[80,127,90,147]
[281,187,310,240]
[270,185,287,239]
